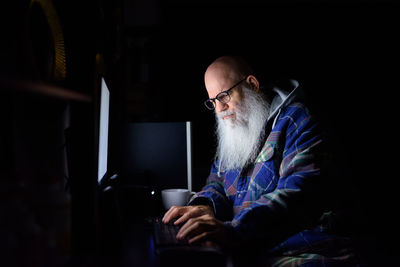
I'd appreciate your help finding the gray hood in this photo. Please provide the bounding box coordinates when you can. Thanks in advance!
[267,79,304,129]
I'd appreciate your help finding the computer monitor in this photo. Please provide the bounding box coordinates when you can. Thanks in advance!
[97,77,110,184]
[121,121,192,191]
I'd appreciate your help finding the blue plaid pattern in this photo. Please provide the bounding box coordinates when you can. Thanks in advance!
[191,102,357,265]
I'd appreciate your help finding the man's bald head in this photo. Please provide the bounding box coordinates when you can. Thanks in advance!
[205,56,253,84]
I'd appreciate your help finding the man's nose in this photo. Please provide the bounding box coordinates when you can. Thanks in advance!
[215,101,228,113]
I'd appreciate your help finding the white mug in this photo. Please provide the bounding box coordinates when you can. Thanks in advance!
[161,188,195,210]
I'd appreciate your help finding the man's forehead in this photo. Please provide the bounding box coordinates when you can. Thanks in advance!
[205,69,235,87]
[205,76,232,97]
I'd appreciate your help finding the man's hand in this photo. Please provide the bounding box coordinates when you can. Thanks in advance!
[162,205,215,225]
[176,214,227,245]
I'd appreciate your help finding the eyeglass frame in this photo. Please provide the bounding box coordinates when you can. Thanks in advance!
[204,77,247,110]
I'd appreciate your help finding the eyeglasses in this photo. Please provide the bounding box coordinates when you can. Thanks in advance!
[204,77,246,110]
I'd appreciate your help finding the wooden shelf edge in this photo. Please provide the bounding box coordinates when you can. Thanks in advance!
[0,79,93,103]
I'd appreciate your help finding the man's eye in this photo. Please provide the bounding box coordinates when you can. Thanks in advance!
[218,93,230,103]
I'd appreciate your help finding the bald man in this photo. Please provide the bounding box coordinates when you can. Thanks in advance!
[163,56,357,266]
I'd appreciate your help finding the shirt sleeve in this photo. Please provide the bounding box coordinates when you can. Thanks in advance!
[225,104,326,246]
[188,161,233,221]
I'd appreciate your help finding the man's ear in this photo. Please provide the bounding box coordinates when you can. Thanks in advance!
[246,75,260,92]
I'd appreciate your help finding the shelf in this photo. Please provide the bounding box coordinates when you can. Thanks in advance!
[0,78,92,103]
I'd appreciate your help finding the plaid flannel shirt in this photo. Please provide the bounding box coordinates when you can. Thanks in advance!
[190,100,356,263]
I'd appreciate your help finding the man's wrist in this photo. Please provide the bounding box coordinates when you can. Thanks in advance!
[188,196,213,207]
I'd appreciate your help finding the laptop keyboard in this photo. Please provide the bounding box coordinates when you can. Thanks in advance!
[152,217,189,247]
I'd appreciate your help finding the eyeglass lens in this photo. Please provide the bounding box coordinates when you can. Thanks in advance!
[217,92,230,104]
[205,99,216,110]
[204,77,246,110]
[204,92,231,110]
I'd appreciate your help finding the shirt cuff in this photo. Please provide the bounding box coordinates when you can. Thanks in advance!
[188,196,214,208]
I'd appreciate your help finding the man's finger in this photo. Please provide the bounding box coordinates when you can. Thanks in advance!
[177,219,203,240]
[161,206,174,223]
[188,231,209,244]
[162,206,184,223]
[163,206,181,223]
[174,209,194,225]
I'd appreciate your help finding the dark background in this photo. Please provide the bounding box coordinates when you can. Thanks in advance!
[1,0,399,266]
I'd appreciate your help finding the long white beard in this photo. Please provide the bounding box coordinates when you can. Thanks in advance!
[215,87,270,171]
